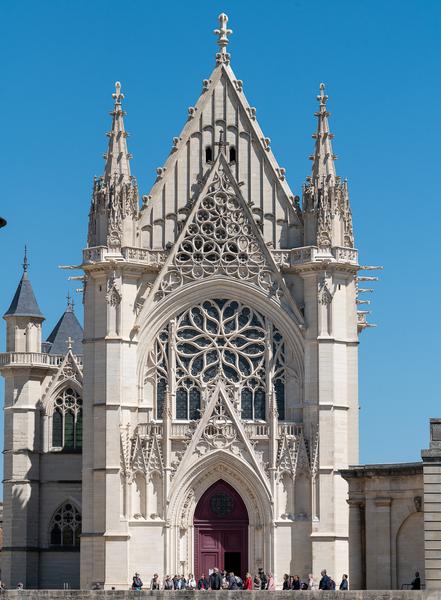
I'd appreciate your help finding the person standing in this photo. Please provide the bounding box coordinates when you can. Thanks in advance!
[292,575,301,590]
[282,574,290,590]
[243,573,253,590]
[258,568,268,590]
[132,573,143,591]
[319,570,331,590]
[339,574,349,590]
[227,572,238,590]
[209,568,222,590]
[197,574,209,590]
[308,574,317,590]
[253,575,261,590]
[150,574,161,590]
[267,572,276,591]
[411,572,421,590]
[163,575,173,590]
[187,574,197,590]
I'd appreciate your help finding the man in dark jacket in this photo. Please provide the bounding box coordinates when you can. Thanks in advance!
[411,572,421,590]
[319,570,332,590]
[209,568,222,590]
[339,574,349,590]
[258,568,267,590]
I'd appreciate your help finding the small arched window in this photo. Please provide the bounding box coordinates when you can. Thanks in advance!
[52,387,83,451]
[229,146,236,164]
[49,502,81,547]
[205,146,213,163]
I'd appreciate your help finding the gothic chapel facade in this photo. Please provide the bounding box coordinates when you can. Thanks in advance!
[1,14,371,589]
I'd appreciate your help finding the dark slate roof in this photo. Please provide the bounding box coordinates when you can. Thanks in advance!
[4,271,44,319]
[46,306,83,355]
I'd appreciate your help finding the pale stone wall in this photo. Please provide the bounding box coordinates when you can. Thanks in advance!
[341,463,424,590]
[422,419,441,590]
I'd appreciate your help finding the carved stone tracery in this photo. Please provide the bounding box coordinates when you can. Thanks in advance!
[154,165,284,301]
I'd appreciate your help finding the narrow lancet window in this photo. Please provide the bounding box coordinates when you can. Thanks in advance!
[51,387,83,450]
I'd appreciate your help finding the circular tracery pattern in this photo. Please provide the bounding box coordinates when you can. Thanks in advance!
[152,299,285,421]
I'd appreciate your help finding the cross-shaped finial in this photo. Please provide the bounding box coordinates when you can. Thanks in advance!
[215,130,229,156]
[214,13,232,56]
[66,290,74,311]
[317,83,328,108]
[23,245,29,272]
[66,336,73,351]
[112,81,124,104]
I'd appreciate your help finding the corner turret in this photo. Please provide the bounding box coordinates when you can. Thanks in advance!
[87,82,139,251]
[3,248,44,352]
[303,83,354,249]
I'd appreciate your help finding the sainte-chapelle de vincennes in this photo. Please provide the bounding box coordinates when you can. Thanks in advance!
[1,12,440,592]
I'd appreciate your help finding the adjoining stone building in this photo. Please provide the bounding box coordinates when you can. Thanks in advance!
[0,12,436,591]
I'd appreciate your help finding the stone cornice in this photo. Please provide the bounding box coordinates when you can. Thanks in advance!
[340,462,423,479]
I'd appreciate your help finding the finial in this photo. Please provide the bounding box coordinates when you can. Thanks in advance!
[215,129,229,156]
[66,290,74,312]
[317,83,328,109]
[66,336,73,351]
[214,13,232,64]
[112,81,124,105]
[23,245,29,272]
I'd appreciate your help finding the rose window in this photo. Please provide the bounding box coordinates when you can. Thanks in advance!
[152,299,285,421]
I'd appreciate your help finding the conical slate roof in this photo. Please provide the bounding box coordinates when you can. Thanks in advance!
[46,303,83,355]
[4,258,44,319]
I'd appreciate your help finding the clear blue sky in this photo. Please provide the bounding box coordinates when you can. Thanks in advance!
[1,0,440,477]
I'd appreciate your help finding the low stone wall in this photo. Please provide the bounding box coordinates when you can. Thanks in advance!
[1,592,440,600]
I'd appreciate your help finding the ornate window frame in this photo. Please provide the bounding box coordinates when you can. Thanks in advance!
[50,386,83,452]
[149,298,285,422]
[48,501,81,548]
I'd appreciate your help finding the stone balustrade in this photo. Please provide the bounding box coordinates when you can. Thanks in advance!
[0,352,83,368]
[135,421,303,441]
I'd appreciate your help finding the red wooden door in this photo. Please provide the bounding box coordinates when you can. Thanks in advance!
[194,480,249,579]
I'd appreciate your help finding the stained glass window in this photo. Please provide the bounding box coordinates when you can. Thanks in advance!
[52,388,82,451]
[49,502,81,547]
[152,299,285,421]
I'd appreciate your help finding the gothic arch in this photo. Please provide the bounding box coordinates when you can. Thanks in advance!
[47,499,82,547]
[167,450,273,529]
[136,278,304,398]
[43,379,83,416]
[166,450,274,575]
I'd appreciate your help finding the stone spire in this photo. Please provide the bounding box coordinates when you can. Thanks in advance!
[303,83,354,249]
[4,248,45,353]
[87,82,139,249]
[311,83,337,184]
[103,82,132,182]
[4,247,44,319]
[214,13,232,65]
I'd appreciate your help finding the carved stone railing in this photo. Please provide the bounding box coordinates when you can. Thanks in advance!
[272,246,358,268]
[135,421,303,441]
[0,352,83,369]
[83,246,168,269]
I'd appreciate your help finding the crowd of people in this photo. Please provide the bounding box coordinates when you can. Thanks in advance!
[131,569,349,591]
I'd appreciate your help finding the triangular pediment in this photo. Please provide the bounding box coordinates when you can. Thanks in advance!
[143,153,303,324]
[41,350,83,408]
[140,63,302,249]
[171,379,270,494]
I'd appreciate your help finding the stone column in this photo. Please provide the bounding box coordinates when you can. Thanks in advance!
[422,419,441,590]
[372,497,392,589]
[347,500,364,589]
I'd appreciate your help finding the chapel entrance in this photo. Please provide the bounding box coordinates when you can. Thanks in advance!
[194,480,249,579]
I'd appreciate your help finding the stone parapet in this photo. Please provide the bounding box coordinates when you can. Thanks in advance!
[0,592,437,599]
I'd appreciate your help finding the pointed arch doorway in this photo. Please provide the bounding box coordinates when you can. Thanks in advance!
[194,480,249,578]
